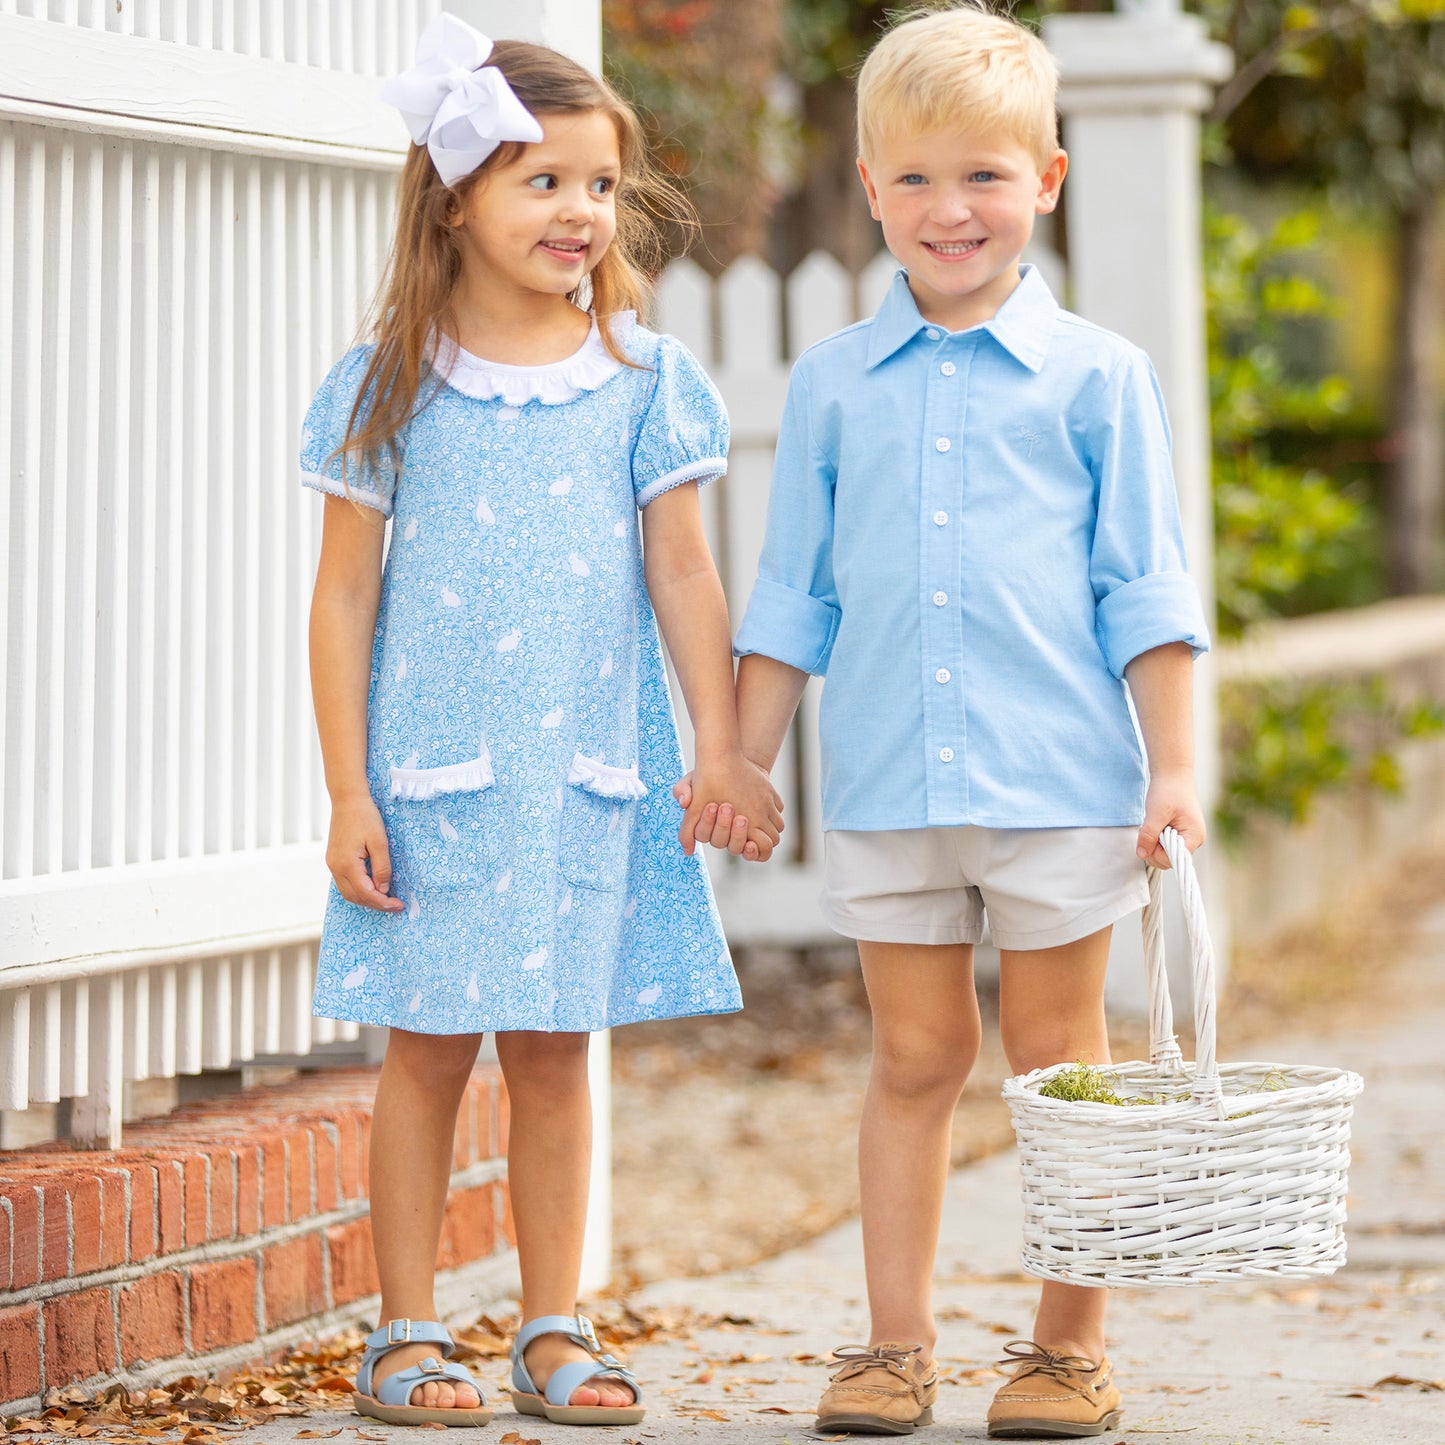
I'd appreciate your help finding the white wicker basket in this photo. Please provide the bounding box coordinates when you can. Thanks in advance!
[1002,828,1364,1288]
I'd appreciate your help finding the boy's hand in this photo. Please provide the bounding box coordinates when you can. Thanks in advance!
[1136,767,1206,868]
[326,793,405,911]
[673,760,784,862]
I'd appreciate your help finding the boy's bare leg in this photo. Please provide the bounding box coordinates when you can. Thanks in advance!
[857,941,982,1350]
[998,926,1114,1361]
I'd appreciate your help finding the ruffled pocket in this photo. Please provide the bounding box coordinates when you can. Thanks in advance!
[386,744,498,890]
[559,753,648,891]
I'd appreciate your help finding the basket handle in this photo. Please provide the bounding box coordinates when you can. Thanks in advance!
[1141,826,1219,1096]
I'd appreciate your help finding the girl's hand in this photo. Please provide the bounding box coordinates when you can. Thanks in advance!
[326,793,405,910]
[673,761,784,862]
[1136,767,1206,868]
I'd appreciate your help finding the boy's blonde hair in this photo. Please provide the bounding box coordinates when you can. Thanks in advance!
[856,4,1060,170]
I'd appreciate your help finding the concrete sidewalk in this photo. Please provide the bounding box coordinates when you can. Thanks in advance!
[479,902,1445,1442]
[89,905,1445,1443]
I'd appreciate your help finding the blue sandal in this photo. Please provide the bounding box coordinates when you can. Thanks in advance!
[354,1318,492,1427]
[509,1313,645,1425]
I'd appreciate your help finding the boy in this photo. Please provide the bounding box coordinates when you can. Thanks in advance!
[687,3,1209,1437]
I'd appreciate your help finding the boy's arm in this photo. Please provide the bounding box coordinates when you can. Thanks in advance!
[681,653,810,859]
[640,481,784,858]
[1124,641,1205,867]
[679,364,837,859]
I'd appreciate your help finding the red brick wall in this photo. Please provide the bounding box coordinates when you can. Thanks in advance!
[0,1065,512,1413]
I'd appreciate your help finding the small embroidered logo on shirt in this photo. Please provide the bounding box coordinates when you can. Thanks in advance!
[1018,426,1043,458]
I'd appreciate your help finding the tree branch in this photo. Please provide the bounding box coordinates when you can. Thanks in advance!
[1208,4,1370,125]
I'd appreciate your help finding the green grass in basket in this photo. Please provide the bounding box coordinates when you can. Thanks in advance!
[1036,1062,1290,1107]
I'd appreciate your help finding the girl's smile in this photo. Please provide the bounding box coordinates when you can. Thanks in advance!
[449,110,621,326]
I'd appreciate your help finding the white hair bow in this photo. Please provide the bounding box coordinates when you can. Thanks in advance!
[380,13,544,186]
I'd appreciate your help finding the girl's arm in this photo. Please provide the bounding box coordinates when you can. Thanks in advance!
[1124,640,1205,867]
[639,482,784,859]
[310,496,403,911]
[672,651,809,860]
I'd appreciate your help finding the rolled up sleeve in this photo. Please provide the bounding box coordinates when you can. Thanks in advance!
[1096,571,1209,679]
[734,367,842,676]
[1088,349,1211,678]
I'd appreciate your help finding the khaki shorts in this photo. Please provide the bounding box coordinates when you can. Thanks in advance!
[820,825,1149,951]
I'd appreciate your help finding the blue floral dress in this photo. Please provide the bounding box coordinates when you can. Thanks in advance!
[300,315,741,1034]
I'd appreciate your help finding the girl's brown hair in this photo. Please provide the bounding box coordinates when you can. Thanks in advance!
[337,41,693,499]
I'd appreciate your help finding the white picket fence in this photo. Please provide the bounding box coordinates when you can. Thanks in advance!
[0,0,428,1143]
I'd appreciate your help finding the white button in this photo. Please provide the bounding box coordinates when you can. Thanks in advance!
[935,667,951,684]
[935,437,951,453]
[932,591,948,607]
[938,747,955,763]
[933,510,948,526]
[941,361,957,376]
[925,328,941,341]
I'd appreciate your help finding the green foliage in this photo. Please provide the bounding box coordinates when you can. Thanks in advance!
[1202,204,1445,839]
[1206,206,1365,636]
[1217,676,1445,840]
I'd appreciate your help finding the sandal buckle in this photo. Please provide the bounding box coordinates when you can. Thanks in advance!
[576,1315,600,1350]
[387,1319,413,1344]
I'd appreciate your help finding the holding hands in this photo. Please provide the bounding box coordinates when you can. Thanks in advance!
[673,752,783,862]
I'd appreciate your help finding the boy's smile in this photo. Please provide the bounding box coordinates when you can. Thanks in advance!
[858,127,1066,332]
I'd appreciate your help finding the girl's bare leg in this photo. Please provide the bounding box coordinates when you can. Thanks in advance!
[998,926,1114,1360]
[856,942,982,1351]
[368,1027,485,1409]
[495,1030,633,1410]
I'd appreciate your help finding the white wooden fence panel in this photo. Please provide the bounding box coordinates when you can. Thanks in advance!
[0,3,439,1141]
[786,250,851,355]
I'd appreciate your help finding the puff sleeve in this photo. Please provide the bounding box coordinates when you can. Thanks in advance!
[299,346,398,518]
[1086,348,1211,678]
[630,334,729,508]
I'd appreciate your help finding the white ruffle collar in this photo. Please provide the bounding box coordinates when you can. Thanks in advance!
[433,312,635,406]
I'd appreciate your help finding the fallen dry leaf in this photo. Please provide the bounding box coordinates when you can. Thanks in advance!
[1372,1375,1445,1392]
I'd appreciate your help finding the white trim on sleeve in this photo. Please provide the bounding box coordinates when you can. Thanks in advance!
[635,457,727,508]
[301,468,392,518]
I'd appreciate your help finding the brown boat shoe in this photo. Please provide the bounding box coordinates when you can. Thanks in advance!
[815,1342,938,1435]
[986,1341,1122,1439]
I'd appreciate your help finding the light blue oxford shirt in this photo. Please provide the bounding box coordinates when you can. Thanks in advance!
[734,266,1211,832]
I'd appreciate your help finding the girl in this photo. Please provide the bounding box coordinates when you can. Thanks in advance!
[303,15,781,1429]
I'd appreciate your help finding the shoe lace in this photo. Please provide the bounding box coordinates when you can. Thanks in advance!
[996,1340,1098,1382]
[829,1344,923,1381]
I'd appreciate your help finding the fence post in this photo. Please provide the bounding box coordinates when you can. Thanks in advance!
[1045,0,1234,1008]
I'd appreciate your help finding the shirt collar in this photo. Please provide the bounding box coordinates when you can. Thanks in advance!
[864,263,1058,373]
